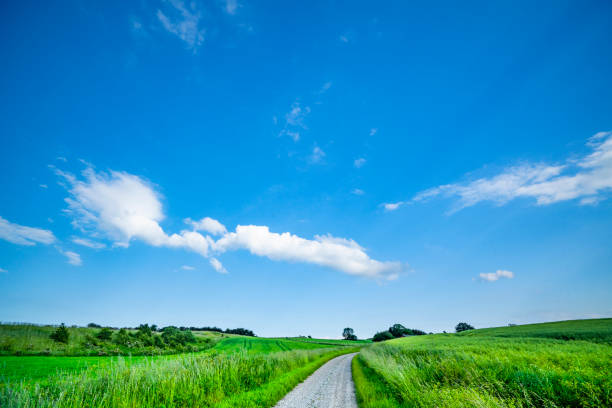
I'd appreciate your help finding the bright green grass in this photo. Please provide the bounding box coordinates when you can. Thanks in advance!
[355,319,612,408]
[214,336,338,353]
[0,335,333,384]
[285,337,372,346]
[1,346,358,407]
[458,318,612,344]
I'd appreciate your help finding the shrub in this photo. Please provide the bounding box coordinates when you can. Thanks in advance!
[49,323,69,343]
[455,322,475,332]
[96,327,113,341]
[87,323,102,328]
[113,328,130,346]
[372,331,395,342]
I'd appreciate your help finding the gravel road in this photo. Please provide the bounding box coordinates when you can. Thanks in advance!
[273,352,358,408]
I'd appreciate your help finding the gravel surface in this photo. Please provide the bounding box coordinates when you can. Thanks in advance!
[273,352,358,408]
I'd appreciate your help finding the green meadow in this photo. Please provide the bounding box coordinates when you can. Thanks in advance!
[2,319,611,407]
[353,318,612,408]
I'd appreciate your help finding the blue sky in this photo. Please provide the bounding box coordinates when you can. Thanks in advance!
[1,0,611,338]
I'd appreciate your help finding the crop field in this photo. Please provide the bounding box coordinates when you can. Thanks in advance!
[213,336,342,353]
[1,345,358,407]
[285,337,372,346]
[353,319,612,407]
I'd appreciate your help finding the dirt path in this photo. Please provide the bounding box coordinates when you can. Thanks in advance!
[273,352,358,408]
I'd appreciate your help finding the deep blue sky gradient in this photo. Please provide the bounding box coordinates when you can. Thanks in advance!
[1,0,611,337]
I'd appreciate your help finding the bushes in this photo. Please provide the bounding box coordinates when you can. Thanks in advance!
[373,331,395,342]
[373,324,427,342]
[455,322,475,332]
[49,324,69,344]
[96,328,112,341]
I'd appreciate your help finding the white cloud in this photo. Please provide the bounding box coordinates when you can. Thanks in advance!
[224,0,238,15]
[369,128,377,136]
[479,269,514,282]
[56,166,403,280]
[56,157,67,162]
[72,237,106,249]
[39,184,48,189]
[61,250,82,266]
[209,257,227,273]
[0,268,7,273]
[157,0,205,52]
[406,131,612,213]
[382,202,404,211]
[319,81,332,94]
[0,216,56,246]
[213,225,400,279]
[184,217,227,235]
[180,265,195,270]
[354,158,366,168]
[57,168,213,257]
[279,102,310,142]
[309,146,326,164]
[351,188,365,195]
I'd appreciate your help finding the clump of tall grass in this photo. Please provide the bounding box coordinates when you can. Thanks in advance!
[357,335,612,407]
[1,347,354,407]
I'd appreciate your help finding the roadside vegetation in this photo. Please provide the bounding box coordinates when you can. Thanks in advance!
[353,318,612,407]
[1,339,358,407]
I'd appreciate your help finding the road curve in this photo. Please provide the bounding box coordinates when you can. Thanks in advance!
[273,352,358,408]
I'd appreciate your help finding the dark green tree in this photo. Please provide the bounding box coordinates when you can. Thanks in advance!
[50,323,70,343]
[372,331,395,342]
[96,327,113,341]
[455,322,475,333]
[342,327,357,340]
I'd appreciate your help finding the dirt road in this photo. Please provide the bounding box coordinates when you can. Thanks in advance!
[273,352,358,408]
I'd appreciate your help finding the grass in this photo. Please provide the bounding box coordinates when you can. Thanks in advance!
[285,337,372,346]
[1,346,358,407]
[214,336,349,353]
[354,318,612,407]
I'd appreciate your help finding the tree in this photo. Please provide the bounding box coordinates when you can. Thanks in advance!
[50,323,69,343]
[389,324,408,338]
[455,322,475,333]
[372,331,394,342]
[96,327,113,341]
[342,327,357,340]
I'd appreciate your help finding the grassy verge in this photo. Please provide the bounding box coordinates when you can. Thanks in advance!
[0,346,357,407]
[354,324,612,407]
[352,353,399,408]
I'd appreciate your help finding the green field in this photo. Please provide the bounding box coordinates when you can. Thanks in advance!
[285,337,372,346]
[353,319,612,407]
[1,342,358,407]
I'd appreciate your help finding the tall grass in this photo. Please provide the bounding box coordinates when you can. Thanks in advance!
[1,347,357,407]
[356,334,612,407]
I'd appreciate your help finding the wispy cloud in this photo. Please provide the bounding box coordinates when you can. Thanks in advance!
[339,34,349,43]
[369,128,377,136]
[0,217,56,246]
[309,146,326,164]
[224,0,238,15]
[387,131,612,213]
[318,81,332,94]
[351,188,365,195]
[479,270,514,282]
[354,158,366,168]
[279,102,311,142]
[0,268,7,273]
[180,265,195,270]
[55,165,402,279]
[72,237,106,249]
[157,0,205,52]
[60,250,82,266]
[382,202,404,211]
[39,184,48,189]
[209,257,227,273]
